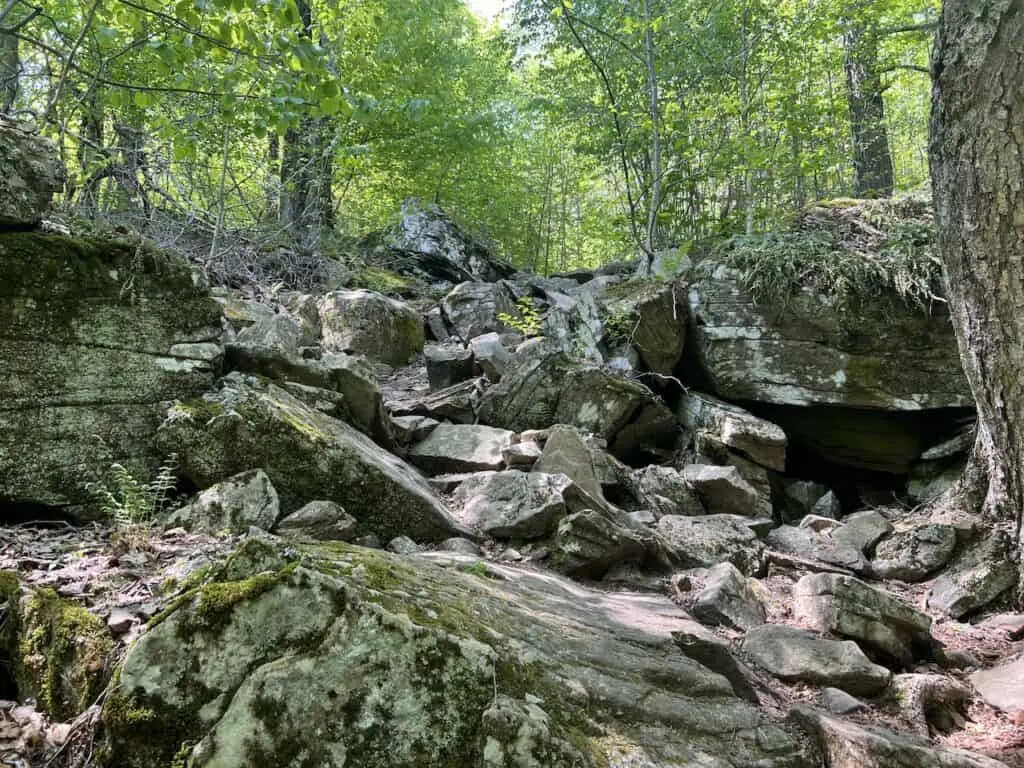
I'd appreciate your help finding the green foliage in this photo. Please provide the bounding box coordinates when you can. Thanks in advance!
[721,198,943,312]
[498,296,544,337]
[603,309,636,348]
[85,455,179,541]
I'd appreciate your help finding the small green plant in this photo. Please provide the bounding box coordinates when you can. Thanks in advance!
[499,296,543,337]
[85,455,179,549]
[604,309,636,348]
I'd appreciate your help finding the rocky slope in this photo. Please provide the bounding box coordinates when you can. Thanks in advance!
[0,126,1021,768]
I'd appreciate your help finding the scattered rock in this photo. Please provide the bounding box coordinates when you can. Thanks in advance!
[275,500,358,541]
[677,392,787,471]
[597,278,688,375]
[532,425,611,510]
[811,490,842,519]
[970,655,1024,715]
[502,441,542,469]
[433,537,482,556]
[793,573,932,664]
[388,379,480,425]
[682,465,759,516]
[468,332,509,381]
[409,423,517,475]
[452,471,571,539]
[658,514,766,575]
[767,525,868,573]
[872,524,958,581]
[440,281,517,341]
[692,562,767,631]
[387,535,423,555]
[892,673,970,736]
[390,415,440,445]
[776,479,832,524]
[743,624,891,696]
[424,342,474,390]
[550,509,648,579]
[631,466,705,518]
[832,510,893,555]
[318,289,425,366]
[821,687,868,715]
[927,531,1018,618]
[165,469,280,534]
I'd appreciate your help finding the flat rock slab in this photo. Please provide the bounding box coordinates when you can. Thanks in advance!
[409,423,517,474]
[970,656,1024,714]
[743,624,891,696]
[658,514,766,576]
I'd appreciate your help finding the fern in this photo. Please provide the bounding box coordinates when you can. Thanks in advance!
[499,296,544,337]
[85,454,179,530]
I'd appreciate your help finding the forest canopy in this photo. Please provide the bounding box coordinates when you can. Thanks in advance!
[0,0,938,274]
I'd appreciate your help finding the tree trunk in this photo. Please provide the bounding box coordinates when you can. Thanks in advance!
[279,0,334,244]
[844,24,895,198]
[930,0,1024,548]
[0,29,17,113]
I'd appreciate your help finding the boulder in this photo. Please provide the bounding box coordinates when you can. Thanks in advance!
[158,373,466,543]
[390,415,440,445]
[468,332,509,381]
[550,509,649,579]
[793,573,932,664]
[687,257,972,410]
[440,281,517,341]
[743,624,891,696]
[532,425,612,511]
[388,379,480,425]
[821,687,868,715]
[683,465,760,517]
[476,339,574,433]
[811,490,841,519]
[832,510,893,555]
[872,524,958,581]
[424,342,474,391]
[165,469,279,533]
[103,537,803,768]
[677,392,787,471]
[766,525,867,573]
[538,286,604,361]
[776,479,833,524]
[970,655,1024,715]
[658,514,766,575]
[389,198,515,283]
[927,531,1017,618]
[275,500,358,541]
[0,233,222,516]
[317,289,424,366]
[233,312,308,353]
[408,424,516,475]
[0,120,64,227]
[892,673,971,737]
[631,465,705,518]
[791,706,1007,768]
[692,562,767,631]
[597,278,687,374]
[502,441,542,469]
[452,471,571,539]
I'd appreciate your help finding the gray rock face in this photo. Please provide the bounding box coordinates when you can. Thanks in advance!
[105,538,804,768]
[424,342,474,390]
[743,624,891,695]
[275,500,358,541]
[832,510,893,555]
[532,425,612,510]
[692,562,766,631]
[821,687,868,714]
[632,466,705,518]
[597,279,688,375]
[550,509,649,579]
[166,469,280,533]
[872,524,958,581]
[234,312,308,353]
[388,378,480,425]
[440,281,517,341]
[970,655,1024,715]
[776,479,832,524]
[683,465,760,516]
[159,373,466,543]
[793,573,932,664]
[318,289,425,366]
[502,441,542,469]
[409,424,516,475]
[677,392,787,471]
[927,531,1018,618]
[452,470,571,539]
[0,233,222,516]
[658,514,766,575]
[767,525,868,573]
[468,332,509,380]
[791,706,1007,768]
[0,121,64,227]
[687,258,972,410]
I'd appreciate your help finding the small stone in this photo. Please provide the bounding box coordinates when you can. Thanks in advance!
[106,608,136,636]
[821,687,867,714]
[692,562,767,631]
[502,442,542,469]
[353,533,382,549]
[387,536,423,555]
[275,500,358,542]
[434,537,482,556]
[499,548,523,562]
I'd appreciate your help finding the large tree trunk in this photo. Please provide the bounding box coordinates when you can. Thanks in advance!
[844,24,895,198]
[930,0,1024,548]
[0,29,17,113]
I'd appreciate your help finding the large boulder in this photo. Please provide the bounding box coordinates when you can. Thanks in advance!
[165,469,280,533]
[549,509,651,578]
[657,514,766,575]
[793,573,932,664]
[871,523,959,581]
[597,278,688,374]
[439,281,517,342]
[317,289,424,366]
[0,120,64,227]
[743,624,891,696]
[683,465,760,517]
[677,392,787,471]
[926,531,1018,618]
[158,373,467,542]
[389,198,516,283]
[0,233,222,516]
[451,470,572,539]
[687,256,972,410]
[408,424,517,475]
[103,537,804,768]
[692,561,767,631]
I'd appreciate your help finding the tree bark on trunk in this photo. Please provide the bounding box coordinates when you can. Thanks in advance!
[930,0,1024,549]
[0,29,17,114]
[844,24,895,198]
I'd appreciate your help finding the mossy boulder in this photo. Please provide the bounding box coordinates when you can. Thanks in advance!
[158,372,468,542]
[318,289,425,366]
[15,586,113,722]
[0,120,64,227]
[597,278,687,375]
[102,536,805,768]
[0,232,222,516]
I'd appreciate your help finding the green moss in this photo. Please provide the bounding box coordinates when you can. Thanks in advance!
[351,265,412,296]
[17,588,113,722]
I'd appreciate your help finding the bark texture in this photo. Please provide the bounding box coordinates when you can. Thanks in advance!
[930,0,1024,541]
[844,25,895,198]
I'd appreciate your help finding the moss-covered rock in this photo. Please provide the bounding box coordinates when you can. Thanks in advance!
[318,289,425,366]
[103,537,806,768]
[0,231,222,516]
[597,278,687,375]
[17,587,113,722]
[0,121,64,227]
[159,372,468,542]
